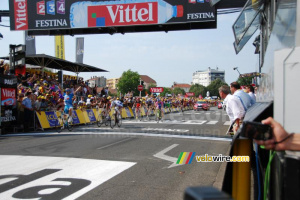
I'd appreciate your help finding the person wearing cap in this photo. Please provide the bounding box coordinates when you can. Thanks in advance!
[86,94,92,109]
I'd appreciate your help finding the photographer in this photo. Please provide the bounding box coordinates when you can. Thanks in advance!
[254,117,300,151]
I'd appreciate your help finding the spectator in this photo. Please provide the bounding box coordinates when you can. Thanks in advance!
[230,82,255,111]
[219,85,245,134]
[22,91,34,131]
[254,117,300,151]
[245,85,256,102]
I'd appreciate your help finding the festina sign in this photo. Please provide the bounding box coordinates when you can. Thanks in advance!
[186,92,195,97]
[150,87,163,93]
[9,0,215,31]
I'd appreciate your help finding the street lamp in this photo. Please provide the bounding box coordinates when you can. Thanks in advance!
[233,67,241,77]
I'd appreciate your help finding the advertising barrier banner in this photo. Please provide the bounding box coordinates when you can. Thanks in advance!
[9,0,215,31]
[45,111,59,127]
[0,75,18,127]
[86,109,96,122]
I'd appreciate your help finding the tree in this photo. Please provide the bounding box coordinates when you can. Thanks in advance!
[206,79,228,97]
[237,76,253,86]
[145,83,157,96]
[173,87,185,96]
[160,87,172,97]
[189,84,206,98]
[117,70,140,96]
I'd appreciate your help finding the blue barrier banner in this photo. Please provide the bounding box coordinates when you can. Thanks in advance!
[86,109,96,122]
[125,107,132,117]
[72,110,80,124]
[45,111,59,127]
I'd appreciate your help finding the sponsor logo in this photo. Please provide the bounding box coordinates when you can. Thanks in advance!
[150,87,164,93]
[14,0,28,30]
[187,12,215,20]
[1,88,16,106]
[88,2,158,27]
[26,35,35,41]
[35,19,68,28]
[1,109,16,122]
[77,49,84,55]
[4,79,16,85]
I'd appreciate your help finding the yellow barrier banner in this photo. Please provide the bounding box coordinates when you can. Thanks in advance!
[86,109,97,122]
[74,110,86,124]
[55,35,65,59]
[141,107,146,116]
[82,110,91,123]
[121,108,128,118]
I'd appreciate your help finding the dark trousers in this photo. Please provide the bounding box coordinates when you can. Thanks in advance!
[24,109,33,131]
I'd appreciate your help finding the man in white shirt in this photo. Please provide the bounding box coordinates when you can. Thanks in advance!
[230,82,255,111]
[219,85,245,134]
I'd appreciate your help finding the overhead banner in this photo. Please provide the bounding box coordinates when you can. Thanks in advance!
[55,35,65,59]
[9,0,216,31]
[76,37,84,63]
[25,31,36,55]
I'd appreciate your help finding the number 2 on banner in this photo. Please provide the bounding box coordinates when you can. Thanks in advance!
[47,0,55,15]
[57,0,65,14]
[37,1,45,15]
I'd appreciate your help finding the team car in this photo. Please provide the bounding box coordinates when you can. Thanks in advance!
[193,100,210,111]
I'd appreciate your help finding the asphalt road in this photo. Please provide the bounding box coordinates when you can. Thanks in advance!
[0,107,232,200]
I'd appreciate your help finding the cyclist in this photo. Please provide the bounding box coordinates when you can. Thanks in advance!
[110,97,123,123]
[133,97,142,120]
[63,88,75,123]
[145,97,154,117]
[155,98,164,121]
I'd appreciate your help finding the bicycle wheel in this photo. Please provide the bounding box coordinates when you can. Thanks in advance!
[97,112,104,127]
[56,116,61,133]
[117,113,122,127]
[110,114,116,129]
[67,118,73,131]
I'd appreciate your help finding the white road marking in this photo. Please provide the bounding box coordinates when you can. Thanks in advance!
[206,121,218,125]
[97,138,133,150]
[142,128,189,133]
[153,144,180,168]
[224,121,231,125]
[4,132,232,142]
[0,155,136,200]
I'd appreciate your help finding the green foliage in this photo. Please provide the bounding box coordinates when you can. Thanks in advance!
[117,70,140,96]
[206,79,228,97]
[145,83,157,96]
[160,87,172,97]
[237,76,253,86]
[189,84,206,97]
[173,87,185,95]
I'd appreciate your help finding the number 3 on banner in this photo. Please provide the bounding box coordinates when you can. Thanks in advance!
[47,0,55,15]
[57,0,65,14]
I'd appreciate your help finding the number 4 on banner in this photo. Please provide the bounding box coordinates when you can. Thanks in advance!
[57,0,65,14]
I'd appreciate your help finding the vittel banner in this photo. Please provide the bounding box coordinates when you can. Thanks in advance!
[9,0,215,31]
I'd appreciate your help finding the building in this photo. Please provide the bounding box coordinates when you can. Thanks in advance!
[171,82,191,93]
[192,67,225,87]
[87,76,106,88]
[106,78,120,89]
[140,75,157,89]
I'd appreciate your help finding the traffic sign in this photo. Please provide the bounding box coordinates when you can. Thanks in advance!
[137,85,143,91]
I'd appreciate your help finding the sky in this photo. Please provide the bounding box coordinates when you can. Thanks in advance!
[0,1,259,88]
